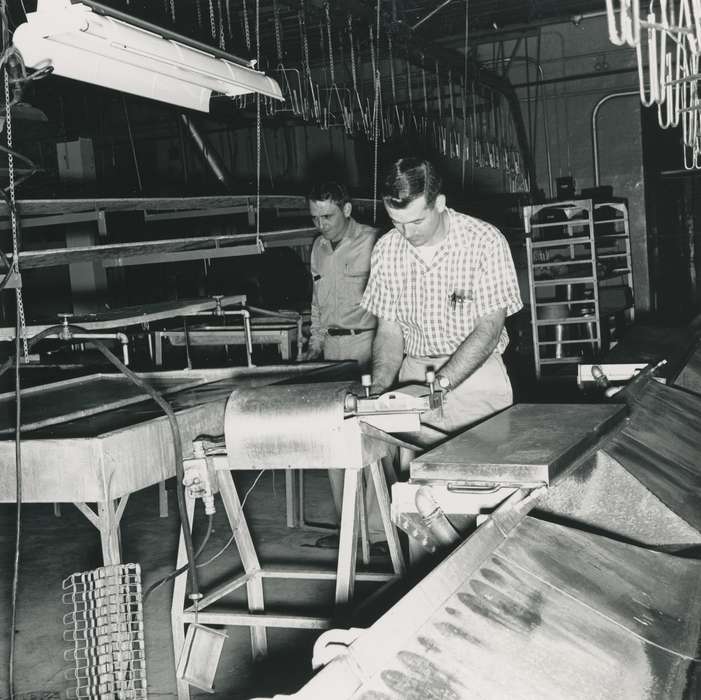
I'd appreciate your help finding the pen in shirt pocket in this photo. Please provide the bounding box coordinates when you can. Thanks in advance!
[449,288,468,310]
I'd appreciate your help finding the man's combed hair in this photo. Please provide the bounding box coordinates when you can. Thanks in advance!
[307,182,351,208]
[381,157,443,209]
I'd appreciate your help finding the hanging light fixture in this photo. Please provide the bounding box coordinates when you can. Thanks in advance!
[12,0,283,113]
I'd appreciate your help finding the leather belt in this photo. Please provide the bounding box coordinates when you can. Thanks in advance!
[326,328,374,336]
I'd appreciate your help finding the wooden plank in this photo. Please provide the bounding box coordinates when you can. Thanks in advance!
[181,611,333,629]
[261,568,393,582]
[3,195,377,217]
[410,403,626,484]
[103,243,263,267]
[217,470,268,659]
[9,228,316,269]
[335,470,360,609]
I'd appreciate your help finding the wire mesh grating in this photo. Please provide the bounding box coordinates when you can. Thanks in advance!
[62,563,147,699]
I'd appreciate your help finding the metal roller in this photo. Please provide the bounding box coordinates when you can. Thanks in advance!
[223,379,445,471]
[224,381,355,470]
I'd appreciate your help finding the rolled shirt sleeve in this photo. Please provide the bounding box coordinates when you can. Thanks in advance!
[473,231,523,320]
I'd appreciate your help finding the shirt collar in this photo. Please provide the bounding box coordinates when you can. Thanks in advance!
[320,218,357,250]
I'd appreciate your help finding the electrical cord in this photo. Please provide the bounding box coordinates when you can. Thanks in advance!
[8,294,21,700]
[143,514,213,602]
[143,469,265,602]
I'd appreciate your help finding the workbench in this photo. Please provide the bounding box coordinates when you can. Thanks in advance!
[0,362,354,565]
[150,316,300,364]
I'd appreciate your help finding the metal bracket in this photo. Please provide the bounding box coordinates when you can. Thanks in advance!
[1,267,22,289]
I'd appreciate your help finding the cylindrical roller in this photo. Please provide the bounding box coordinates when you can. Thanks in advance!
[224,382,355,470]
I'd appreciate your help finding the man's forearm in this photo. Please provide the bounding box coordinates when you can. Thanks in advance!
[371,319,405,391]
[439,309,506,387]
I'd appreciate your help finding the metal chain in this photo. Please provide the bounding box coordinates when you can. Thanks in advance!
[406,57,413,108]
[319,22,327,87]
[169,0,175,22]
[448,69,455,121]
[273,0,283,63]
[242,0,251,52]
[195,0,202,31]
[435,60,442,119]
[3,71,27,361]
[388,34,397,104]
[208,0,216,39]
[300,2,311,81]
[325,3,335,84]
[217,0,225,48]
[225,0,232,42]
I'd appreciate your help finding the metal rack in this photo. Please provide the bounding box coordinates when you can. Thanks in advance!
[593,201,635,346]
[524,199,602,378]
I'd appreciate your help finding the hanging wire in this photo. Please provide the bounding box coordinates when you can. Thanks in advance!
[256,0,262,249]
[462,0,469,186]
[372,0,381,223]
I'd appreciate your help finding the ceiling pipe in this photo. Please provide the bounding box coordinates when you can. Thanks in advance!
[592,90,638,185]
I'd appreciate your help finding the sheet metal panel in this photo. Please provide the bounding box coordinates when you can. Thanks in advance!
[0,362,357,502]
[410,403,625,485]
[291,517,701,700]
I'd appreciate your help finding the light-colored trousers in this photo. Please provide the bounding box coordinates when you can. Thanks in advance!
[324,330,390,540]
[323,331,374,371]
[399,351,513,434]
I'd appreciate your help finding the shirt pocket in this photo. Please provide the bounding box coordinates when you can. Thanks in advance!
[314,273,333,305]
[343,265,371,295]
[444,285,475,340]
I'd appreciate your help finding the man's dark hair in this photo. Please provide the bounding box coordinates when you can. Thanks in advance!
[307,181,351,208]
[381,157,443,209]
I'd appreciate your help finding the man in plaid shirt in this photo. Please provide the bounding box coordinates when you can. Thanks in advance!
[362,157,523,435]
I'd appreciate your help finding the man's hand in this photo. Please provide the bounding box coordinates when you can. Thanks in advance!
[299,345,323,362]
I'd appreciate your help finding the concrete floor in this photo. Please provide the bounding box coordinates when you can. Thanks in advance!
[0,471,395,699]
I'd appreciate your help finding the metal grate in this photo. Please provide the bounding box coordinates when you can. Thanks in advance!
[62,563,148,699]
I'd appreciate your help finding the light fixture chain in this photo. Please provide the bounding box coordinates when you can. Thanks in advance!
[3,70,27,361]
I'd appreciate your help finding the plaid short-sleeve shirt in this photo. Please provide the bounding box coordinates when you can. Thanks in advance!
[361,208,522,356]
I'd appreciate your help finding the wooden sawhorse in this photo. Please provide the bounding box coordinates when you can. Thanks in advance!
[171,445,405,700]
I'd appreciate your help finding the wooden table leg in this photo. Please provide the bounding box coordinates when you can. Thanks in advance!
[171,494,196,700]
[369,460,406,576]
[98,499,122,566]
[158,481,169,518]
[335,469,360,609]
[216,471,268,660]
[285,471,300,528]
[358,475,370,566]
[154,332,164,367]
[73,501,120,566]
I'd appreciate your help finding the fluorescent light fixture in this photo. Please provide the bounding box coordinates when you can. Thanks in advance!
[12,0,283,112]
